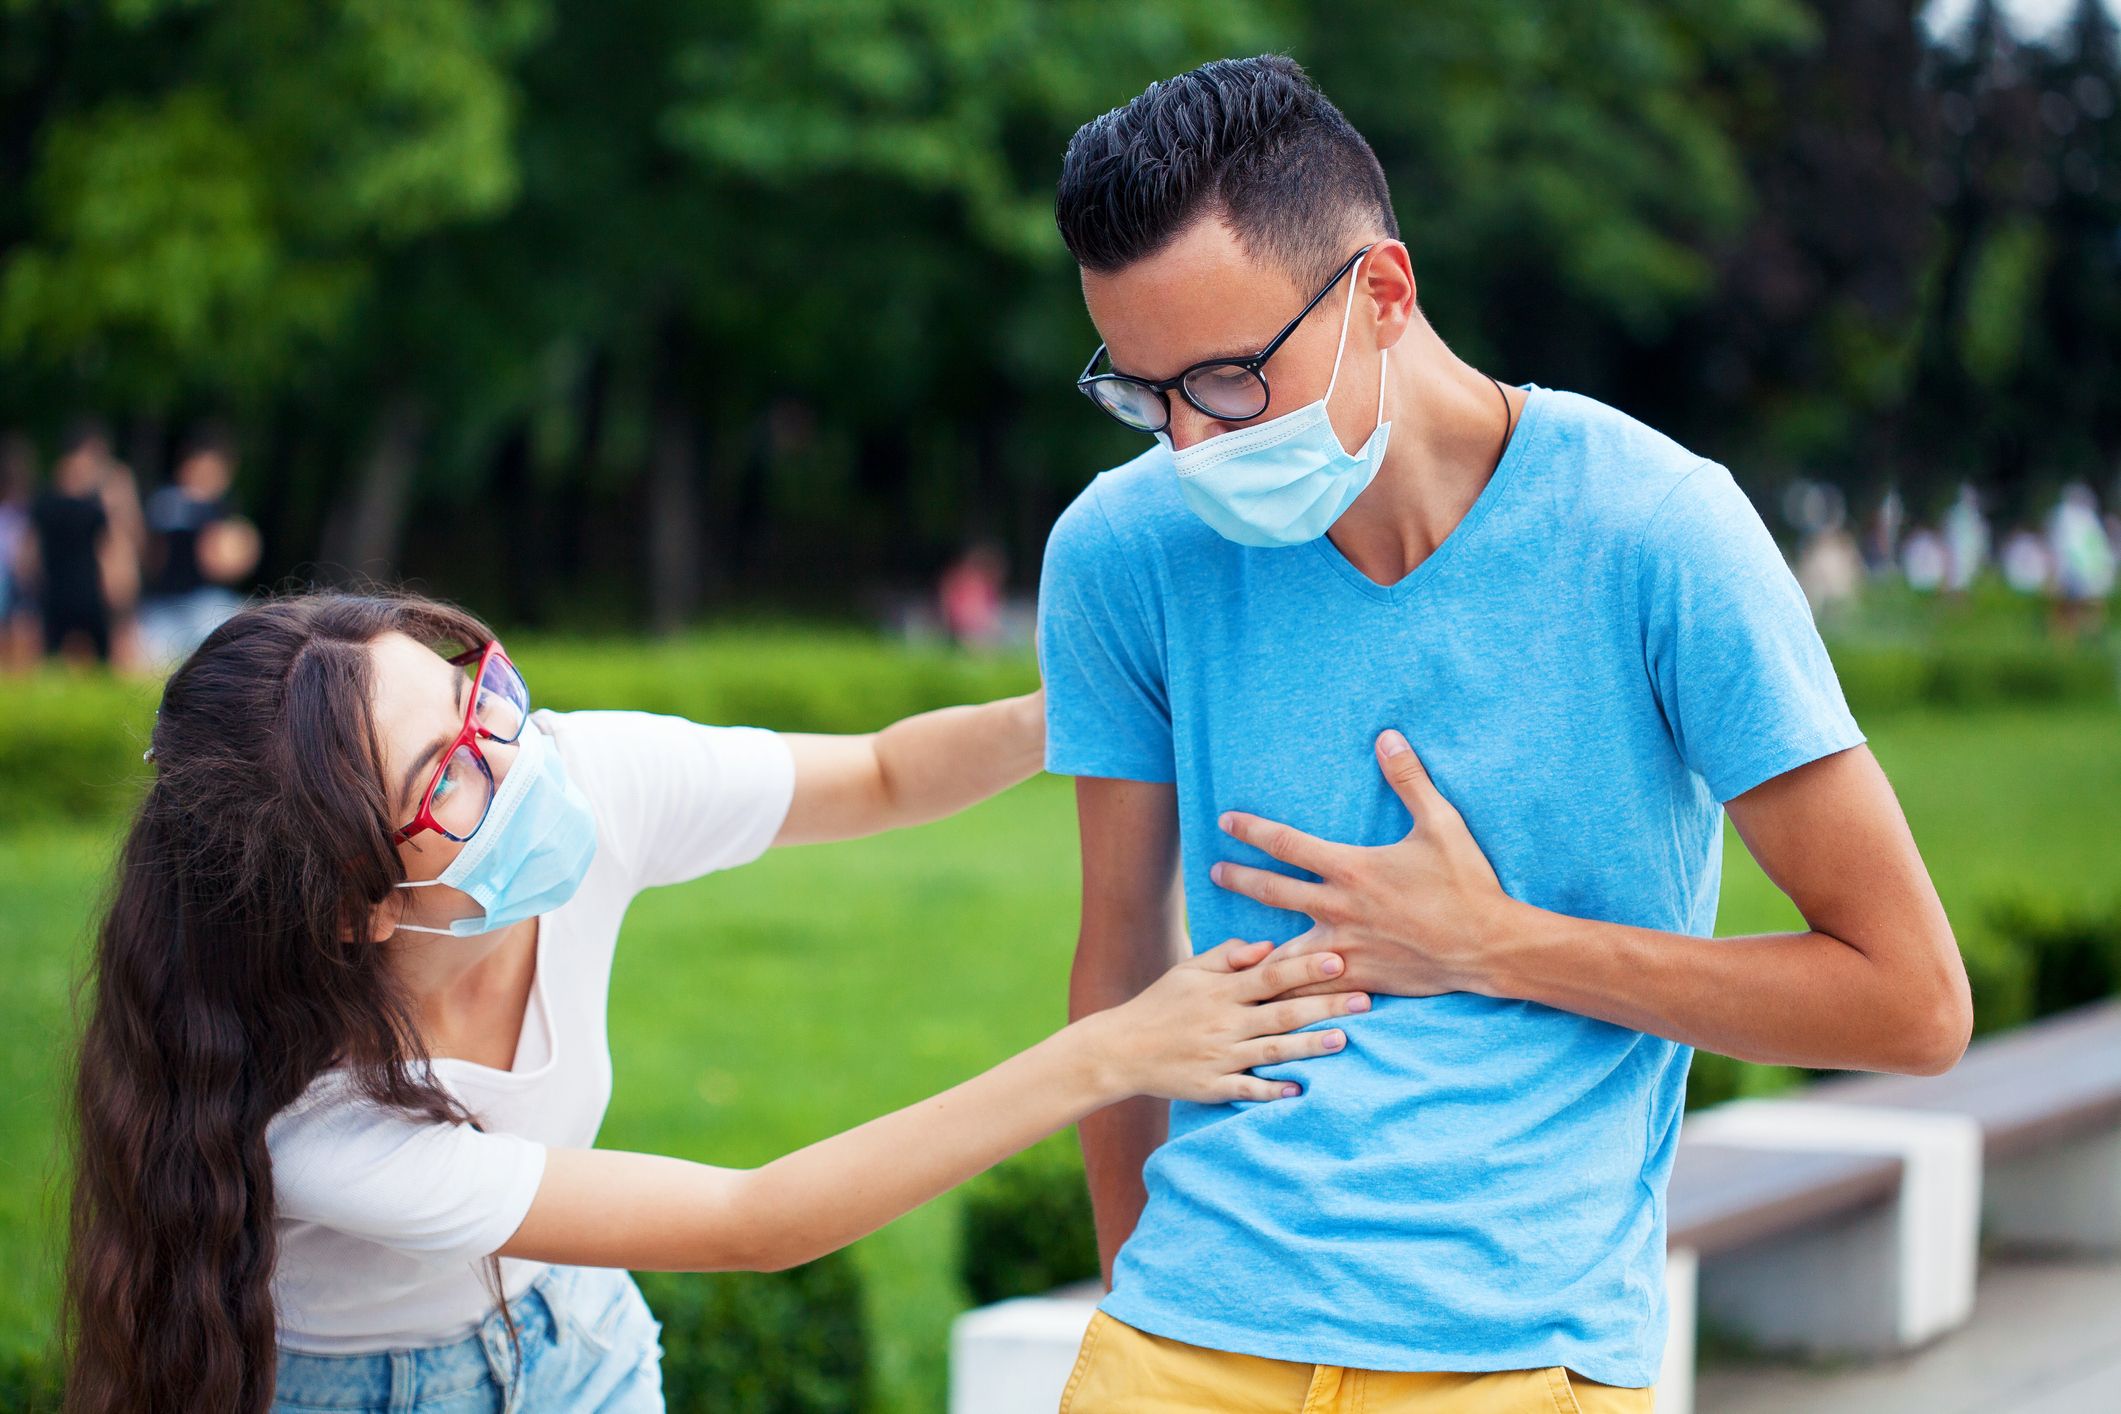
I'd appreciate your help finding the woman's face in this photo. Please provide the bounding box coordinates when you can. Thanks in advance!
[368,630,525,934]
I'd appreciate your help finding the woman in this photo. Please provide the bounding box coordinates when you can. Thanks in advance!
[63,589,1367,1413]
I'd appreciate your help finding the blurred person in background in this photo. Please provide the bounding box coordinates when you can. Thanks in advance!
[97,430,150,670]
[1942,482,1989,596]
[2047,482,2115,640]
[1862,487,1905,576]
[0,433,35,672]
[1903,525,1949,591]
[139,426,261,666]
[1787,480,1863,616]
[22,421,126,666]
[1999,525,2054,595]
[938,540,1007,650]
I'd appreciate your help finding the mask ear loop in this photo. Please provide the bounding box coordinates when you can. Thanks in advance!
[1320,250,1370,405]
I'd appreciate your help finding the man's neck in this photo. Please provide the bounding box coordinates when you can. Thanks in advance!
[1326,324,1521,587]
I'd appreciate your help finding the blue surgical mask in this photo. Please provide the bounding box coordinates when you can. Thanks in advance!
[1156,251,1391,547]
[394,721,598,936]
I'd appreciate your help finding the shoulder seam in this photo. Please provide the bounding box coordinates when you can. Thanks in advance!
[1628,457,1721,678]
[1083,477,1167,644]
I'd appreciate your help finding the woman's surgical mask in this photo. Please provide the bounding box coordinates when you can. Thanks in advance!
[1157,250,1391,548]
[394,722,598,936]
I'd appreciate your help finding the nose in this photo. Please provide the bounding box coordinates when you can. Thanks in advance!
[486,735,522,784]
[1163,403,1234,454]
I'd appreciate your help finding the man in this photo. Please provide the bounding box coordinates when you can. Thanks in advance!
[26,422,123,665]
[1036,54,1970,1412]
[139,428,258,666]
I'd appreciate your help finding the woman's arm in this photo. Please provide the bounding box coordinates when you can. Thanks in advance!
[498,939,1366,1271]
[773,689,1044,845]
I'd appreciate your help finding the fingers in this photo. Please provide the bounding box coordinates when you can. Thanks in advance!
[1223,1075,1305,1104]
[1210,860,1329,916]
[1260,978,1346,1002]
[1253,992,1370,1037]
[1376,729,1458,823]
[1195,938,1276,973]
[1246,943,1345,1000]
[1218,811,1338,875]
[1234,1026,1348,1069]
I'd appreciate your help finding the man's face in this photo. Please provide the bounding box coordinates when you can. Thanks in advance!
[179,450,233,498]
[1081,218,1384,455]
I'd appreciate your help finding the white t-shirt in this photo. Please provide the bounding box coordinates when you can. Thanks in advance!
[267,707,795,1352]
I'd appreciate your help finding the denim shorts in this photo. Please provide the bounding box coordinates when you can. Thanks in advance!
[272,1265,665,1413]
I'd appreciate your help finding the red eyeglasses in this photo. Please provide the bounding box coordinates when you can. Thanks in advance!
[394,641,532,845]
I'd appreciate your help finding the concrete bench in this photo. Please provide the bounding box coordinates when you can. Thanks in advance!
[949,1134,1973,1414]
[1657,999,2121,1410]
[1659,1122,1980,1414]
[1807,996,2121,1251]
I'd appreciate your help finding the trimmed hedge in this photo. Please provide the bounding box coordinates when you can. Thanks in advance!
[635,1255,870,1413]
[1827,638,2119,715]
[2,624,2110,826]
[0,1260,874,1414]
[1,619,2114,825]
[957,1134,1099,1307]
[0,672,159,823]
[0,629,1037,825]
[1982,893,2121,1025]
[0,1344,61,1413]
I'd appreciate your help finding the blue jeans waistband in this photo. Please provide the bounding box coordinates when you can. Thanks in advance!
[273,1265,589,1412]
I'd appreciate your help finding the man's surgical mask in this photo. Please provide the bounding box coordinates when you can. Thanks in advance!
[1156,250,1391,548]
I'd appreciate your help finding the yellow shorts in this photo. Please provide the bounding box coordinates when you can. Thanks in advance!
[1059,1311,1656,1414]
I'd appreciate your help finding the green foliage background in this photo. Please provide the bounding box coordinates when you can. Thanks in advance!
[5,1,2117,627]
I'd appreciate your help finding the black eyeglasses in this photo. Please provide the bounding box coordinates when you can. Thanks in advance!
[1075,245,1373,435]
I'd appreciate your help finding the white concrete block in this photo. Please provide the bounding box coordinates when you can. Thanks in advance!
[1985,1125,2121,1252]
[1684,1098,1984,1354]
[948,1286,1100,1414]
[1659,1245,1698,1414]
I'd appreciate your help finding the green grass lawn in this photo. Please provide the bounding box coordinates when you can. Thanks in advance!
[2,701,2117,1410]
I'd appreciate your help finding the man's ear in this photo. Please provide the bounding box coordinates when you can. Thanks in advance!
[1362,239,1417,351]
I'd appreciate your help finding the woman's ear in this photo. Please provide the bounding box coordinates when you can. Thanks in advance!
[359,891,406,945]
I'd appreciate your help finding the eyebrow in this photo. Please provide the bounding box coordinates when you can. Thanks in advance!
[1109,345,1261,384]
[399,670,468,812]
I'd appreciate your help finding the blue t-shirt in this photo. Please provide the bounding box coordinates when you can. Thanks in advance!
[1036,386,1864,1386]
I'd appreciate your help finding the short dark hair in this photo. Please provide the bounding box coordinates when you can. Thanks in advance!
[60,415,111,458]
[178,421,235,466]
[1055,55,1398,288]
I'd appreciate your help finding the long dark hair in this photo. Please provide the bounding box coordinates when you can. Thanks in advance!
[63,589,502,1413]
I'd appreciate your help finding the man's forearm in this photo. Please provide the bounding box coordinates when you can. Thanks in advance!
[1485,898,1970,1075]
[1222,740,1971,1079]
[1067,775,1189,1287]
[1075,1094,1164,1289]
[1069,929,1178,1287]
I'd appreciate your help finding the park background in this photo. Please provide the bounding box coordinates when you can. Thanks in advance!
[3,0,2120,1410]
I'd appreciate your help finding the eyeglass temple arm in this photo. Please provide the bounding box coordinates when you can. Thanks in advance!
[1250,244,1375,370]
[447,640,506,668]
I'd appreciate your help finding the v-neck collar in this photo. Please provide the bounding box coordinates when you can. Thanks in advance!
[432,914,557,1085]
[1306,383,1545,604]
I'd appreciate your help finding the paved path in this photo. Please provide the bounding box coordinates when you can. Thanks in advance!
[1694,1253,2121,1413]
